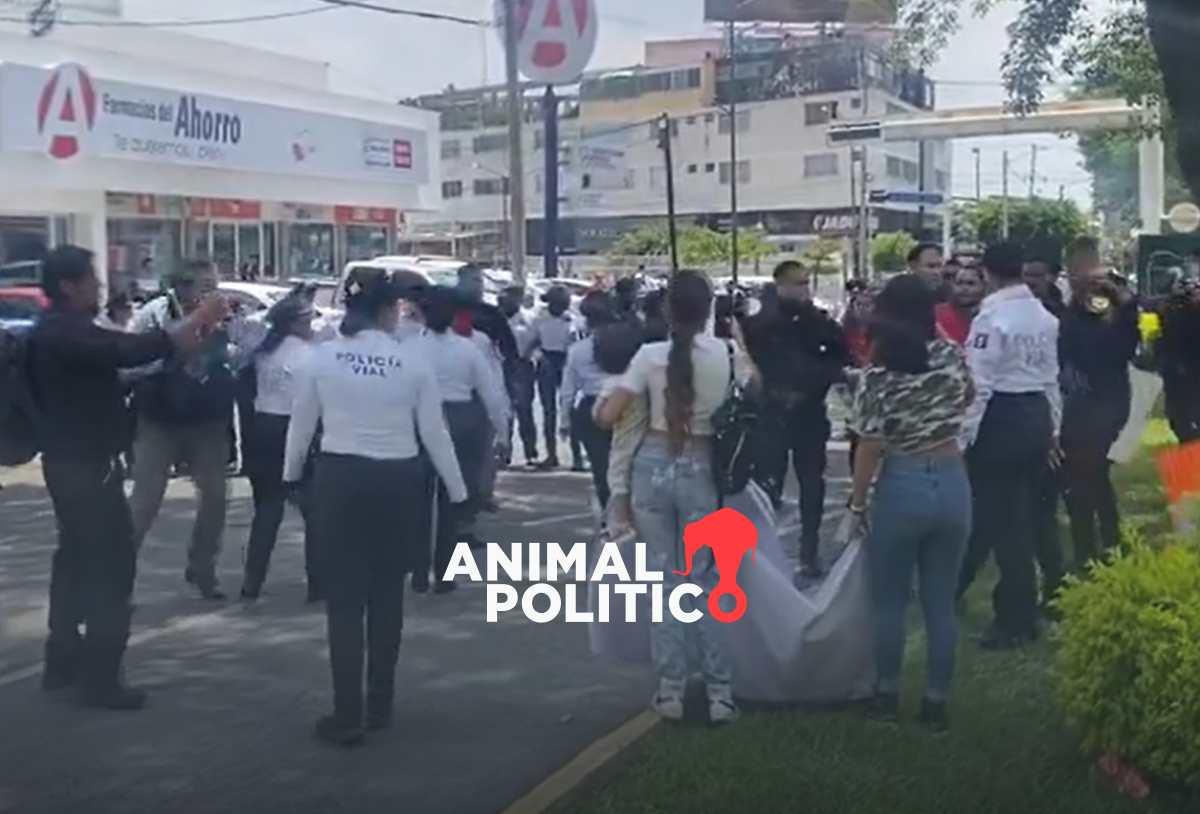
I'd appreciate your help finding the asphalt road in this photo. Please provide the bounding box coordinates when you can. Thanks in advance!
[0,445,850,814]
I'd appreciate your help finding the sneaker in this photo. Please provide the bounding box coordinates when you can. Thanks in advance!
[314,715,364,748]
[918,698,949,735]
[651,679,685,721]
[707,686,740,726]
[535,458,560,471]
[865,692,899,724]
[184,569,227,601]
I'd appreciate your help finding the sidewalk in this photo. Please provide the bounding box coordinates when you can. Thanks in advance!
[0,456,849,814]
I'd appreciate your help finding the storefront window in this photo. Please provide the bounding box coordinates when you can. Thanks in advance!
[288,223,335,278]
[212,224,236,280]
[345,225,389,263]
[107,218,183,292]
[187,220,210,261]
[0,217,50,270]
[238,224,261,280]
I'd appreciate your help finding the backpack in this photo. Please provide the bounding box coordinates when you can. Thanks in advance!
[0,327,41,466]
[710,341,759,503]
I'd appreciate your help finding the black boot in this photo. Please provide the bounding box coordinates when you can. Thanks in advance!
[366,635,401,731]
[314,715,364,747]
[42,636,81,692]
[80,638,146,711]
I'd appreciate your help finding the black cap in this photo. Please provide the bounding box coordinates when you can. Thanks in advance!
[266,292,314,328]
[541,284,570,305]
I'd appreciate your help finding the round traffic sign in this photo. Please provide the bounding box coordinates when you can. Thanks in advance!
[1167,202,1200,234]
[495,0,598,86]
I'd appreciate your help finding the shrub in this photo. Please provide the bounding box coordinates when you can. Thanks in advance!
[1055,531,1200,786]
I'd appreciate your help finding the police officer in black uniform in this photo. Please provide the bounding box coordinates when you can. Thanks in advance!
[740,260,849,577]
[30,246,224,708]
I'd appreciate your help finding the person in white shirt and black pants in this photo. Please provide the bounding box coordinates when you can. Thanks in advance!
[529,285,576,469]
[284,268,467,747]
[240,292,317,603]
[412,286,510,593]
[960,243,1062,650]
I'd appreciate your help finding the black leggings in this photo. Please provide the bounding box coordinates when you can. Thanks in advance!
[572,396,612,510]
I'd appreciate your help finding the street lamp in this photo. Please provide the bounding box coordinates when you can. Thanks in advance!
[474,161,510,267]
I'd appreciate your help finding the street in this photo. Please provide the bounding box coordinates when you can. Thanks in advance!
[0,451,850,814]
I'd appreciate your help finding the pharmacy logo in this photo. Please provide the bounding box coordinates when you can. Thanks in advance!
[37,63,98,160]
[446,507,759,625]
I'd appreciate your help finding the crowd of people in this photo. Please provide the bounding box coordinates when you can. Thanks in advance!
[11,230,1197,745]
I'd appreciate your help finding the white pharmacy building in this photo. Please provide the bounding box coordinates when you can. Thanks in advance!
[0,6,439,294]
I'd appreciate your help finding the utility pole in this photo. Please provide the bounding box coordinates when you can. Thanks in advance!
[917,140,927,238]
[1029,145,1038,199]
[1002,150,1011,240]
[973,147,981,202]
[658,114,679,273]
[543,85,559,279]
[1059,184,1066,203]
[857,50,871,278]
[727,20,740,284]
[502,0,527,284]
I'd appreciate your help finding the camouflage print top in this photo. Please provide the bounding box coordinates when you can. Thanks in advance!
[849,339,973,453]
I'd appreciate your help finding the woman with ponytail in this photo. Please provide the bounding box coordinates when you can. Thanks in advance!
[596,270,749,725]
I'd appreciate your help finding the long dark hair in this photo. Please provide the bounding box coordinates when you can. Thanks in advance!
[869,274,937,374]
[418,286,457,334]
[664,270,713,454]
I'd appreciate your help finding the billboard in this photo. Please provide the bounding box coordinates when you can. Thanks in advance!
[704,0,897,24]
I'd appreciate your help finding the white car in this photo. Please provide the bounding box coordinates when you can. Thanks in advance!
[339,256,499,305]
[218,281,339,343]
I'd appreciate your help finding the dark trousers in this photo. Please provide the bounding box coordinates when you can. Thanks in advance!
[42,454,136,683]
[1062,440,1121,569]
[964,393,1051,638]
[1163,379,1200,444]
[536,351,567,463]
[756,405,830,565]
[316,453,424,727]
[422,400,488,583]
[1031,463,1065,601]
[507,359,538,461]
[242,413,317,597]
[572,395,612,510]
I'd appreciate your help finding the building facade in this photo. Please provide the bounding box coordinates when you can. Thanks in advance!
[408,32,951,266]
[0,7,438,293]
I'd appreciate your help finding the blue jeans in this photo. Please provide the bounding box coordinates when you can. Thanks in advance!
[631,435,731,691]
[868,452,971,701]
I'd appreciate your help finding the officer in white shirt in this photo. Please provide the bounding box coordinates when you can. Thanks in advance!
[960,242,1061,650]
[529,285,578,469]
[410,286,509,594]
[283,268,467,748]
[499,286,539,463]
[239,293,318,603]
[560,291,618,511]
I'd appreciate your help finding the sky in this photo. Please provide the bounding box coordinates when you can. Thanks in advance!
[113,0,1095,209]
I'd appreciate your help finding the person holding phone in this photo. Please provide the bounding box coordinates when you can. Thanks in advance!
[1058,238,1140,569]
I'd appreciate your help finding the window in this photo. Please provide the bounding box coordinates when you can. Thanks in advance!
[903,161,919,183]
[850,98,862,109]
[704,113,715,124]
[886,155,904,178]
[718,110,750,134]
[886,102,908,116]
[805,101,839,126]
[473,178,508,196]
[935,170,949,191]
[719,160,751,185]
[686,115,697,125]
[472,132,509,154]
[534,130,544,150]
[803,154,839,178]
[887,156,920,183]
[440,139,461,160]
[705,162,716,173]
[687,164,698,174]
[441,180,463,199]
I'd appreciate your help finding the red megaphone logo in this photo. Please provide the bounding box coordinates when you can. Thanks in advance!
[673,508,757,623]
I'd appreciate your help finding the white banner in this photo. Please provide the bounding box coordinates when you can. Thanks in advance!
[570,125,634,211]
[0,62,429,185]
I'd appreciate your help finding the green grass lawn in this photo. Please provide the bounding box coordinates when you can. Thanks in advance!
[562,421,1189,814]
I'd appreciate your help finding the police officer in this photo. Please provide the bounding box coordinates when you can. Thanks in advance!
[740,260,848,577]
[240,292,319,603]
[499,286,539,464]
[529,285,576,470]
[30,246,224,708]
[411,286,509,593]
[284,267,467,747]
[961,243,1062,650]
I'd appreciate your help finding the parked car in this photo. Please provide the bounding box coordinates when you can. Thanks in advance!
[339,256,499,305]
[0,286,49,336]
[217,281,290,314]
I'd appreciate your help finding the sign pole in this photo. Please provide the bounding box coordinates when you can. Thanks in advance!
[658,114,680,274]
[727,19,740,284]
[543,84,559,279]
[503,0,527,284]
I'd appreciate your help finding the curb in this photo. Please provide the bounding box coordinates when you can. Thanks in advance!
[501,710,660,814]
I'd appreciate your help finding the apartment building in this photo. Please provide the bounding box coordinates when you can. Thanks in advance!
[406,32,950,263]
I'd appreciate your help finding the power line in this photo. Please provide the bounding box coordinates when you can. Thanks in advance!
[1,5,342,28]
[314,0,484,26]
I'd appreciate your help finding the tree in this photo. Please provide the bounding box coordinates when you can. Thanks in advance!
[609,224,773,267]
[959,197,1091,249]
[871,231,917,274]
[803,238,844,276]
[895,0,1200,202]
